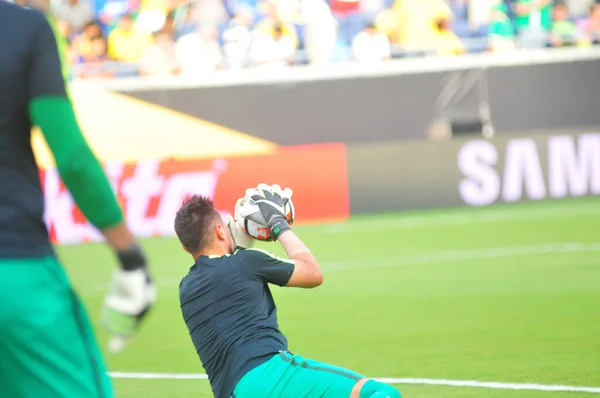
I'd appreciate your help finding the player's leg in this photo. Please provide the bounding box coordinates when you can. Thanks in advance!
[233,352,401,398]
[351,378,401,398]
[0,257,114,398]
[232,352,292,397]
[299,357,401,398]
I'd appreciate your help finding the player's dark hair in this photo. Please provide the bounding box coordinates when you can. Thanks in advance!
[174,195,221,253]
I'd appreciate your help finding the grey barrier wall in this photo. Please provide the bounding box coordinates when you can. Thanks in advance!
[121,58,600,146]
[347,130,600,214]
[121,72,445,145]
[486,60,600,134]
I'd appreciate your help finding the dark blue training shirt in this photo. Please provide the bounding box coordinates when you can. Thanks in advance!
[179,248,296,398]
[0,2,66,258]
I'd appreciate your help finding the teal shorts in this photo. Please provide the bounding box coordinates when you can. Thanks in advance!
[0,257,114,398]
[233,352,365,398]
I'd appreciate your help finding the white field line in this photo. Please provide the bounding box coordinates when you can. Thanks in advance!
[86,242,600,291]
[107,372,600,393]
[322,242,600,271]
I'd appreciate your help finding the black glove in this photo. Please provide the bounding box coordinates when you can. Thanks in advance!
[117,243,148,271]
[248,185,291,240]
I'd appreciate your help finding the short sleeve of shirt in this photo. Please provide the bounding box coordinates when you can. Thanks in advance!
[27,11,67,101]
[241,248,295,287]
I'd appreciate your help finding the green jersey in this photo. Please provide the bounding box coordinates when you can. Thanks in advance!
[514,0,553,32]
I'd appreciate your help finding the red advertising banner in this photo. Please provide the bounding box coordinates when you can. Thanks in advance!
[41,143,349,244]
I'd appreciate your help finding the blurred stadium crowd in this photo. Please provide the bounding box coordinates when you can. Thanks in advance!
[47,0,600,78]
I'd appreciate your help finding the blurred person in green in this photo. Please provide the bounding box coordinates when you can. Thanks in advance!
[550,2,585,47]
[488,2,517,52]
[512,0,554,32]
[490,3,516,39]
[511,0,554,48]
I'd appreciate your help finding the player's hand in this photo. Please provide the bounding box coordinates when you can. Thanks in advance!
[225,211,255,249]
[260,184,293,201]
[241,183,292,240]
[253,184,295,225]
[266,183,294,207]
[101,245,156,354]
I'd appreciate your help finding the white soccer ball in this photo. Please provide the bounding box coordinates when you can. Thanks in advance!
[234,194,295,242]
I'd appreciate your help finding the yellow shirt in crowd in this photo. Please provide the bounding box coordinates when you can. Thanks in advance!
[140,0,168,13]
[375,9,399,42]
[108,28,153,62]
[393,0,452,50]
[435,30,466,56]
[255,21,299,50]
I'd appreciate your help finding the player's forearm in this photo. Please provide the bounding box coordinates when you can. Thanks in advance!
[102,223,149,271]
[30,97,124,229]
[102,223,136,251]
[279,231,323,287]
[279,230,310,258]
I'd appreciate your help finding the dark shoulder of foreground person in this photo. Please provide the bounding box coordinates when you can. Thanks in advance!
[0,2,50,38]
[0,1,66,100]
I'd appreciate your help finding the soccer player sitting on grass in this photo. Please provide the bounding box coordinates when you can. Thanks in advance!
[0,3,155,397]
[176,185,401,398]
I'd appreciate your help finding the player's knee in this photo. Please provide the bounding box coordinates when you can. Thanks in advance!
[359,380,401,398]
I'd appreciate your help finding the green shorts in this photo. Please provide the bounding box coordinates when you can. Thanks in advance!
[0,256,114,398]
[233,352,365,398]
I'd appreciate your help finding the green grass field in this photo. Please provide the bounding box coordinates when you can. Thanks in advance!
[58,197,600,398]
